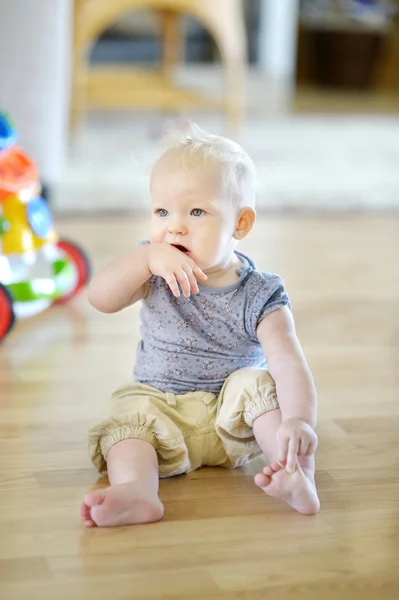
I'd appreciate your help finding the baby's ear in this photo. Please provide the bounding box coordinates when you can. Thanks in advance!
[233,208,256,240]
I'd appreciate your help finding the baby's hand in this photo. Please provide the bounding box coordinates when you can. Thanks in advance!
[148,243,207,297]
[276,418,318,473]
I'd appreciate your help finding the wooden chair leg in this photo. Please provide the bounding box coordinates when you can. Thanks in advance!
[205,0,247,135]
[225,60,245,136]
[160,10,182,78]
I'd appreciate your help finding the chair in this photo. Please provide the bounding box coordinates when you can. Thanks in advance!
[71,0,247,134]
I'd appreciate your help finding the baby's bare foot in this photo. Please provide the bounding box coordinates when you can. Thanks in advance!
[254,462,320,515]
[79,482,164,527]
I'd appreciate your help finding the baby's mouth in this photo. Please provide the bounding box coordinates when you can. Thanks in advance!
[171,244,189,254]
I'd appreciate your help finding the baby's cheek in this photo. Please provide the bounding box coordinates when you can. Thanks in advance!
[149,228,162,243]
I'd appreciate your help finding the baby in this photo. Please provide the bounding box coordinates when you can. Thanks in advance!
[80,124,320,528]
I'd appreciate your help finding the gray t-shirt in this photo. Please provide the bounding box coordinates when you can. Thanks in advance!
[134,246,290,393]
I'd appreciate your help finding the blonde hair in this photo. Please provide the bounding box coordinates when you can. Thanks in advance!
[157,122,258,209]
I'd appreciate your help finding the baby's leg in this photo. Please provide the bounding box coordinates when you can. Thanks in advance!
[253,409,320,515]
[80,439,164,527]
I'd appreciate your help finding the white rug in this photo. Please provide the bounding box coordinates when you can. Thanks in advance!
[54,112,399,213]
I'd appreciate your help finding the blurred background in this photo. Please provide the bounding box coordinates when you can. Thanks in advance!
[0,0,398,215]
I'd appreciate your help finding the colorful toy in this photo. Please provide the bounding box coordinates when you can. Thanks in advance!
[0,111,90,341]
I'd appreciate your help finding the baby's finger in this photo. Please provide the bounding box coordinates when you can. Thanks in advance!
[192,264,208,280]
[286,438,299,473]
[278,435,289,465]
[182,263,199,294]
[298,439,309,456]
[176,269,191,297]
[305,439,317,456]
[165,274,180,297]
[297,439,302,456]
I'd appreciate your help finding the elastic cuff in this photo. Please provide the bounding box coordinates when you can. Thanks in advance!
[100,425,157,461]
[244,386,279,427]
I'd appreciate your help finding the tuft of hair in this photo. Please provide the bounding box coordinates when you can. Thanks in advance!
[158,122,258,209]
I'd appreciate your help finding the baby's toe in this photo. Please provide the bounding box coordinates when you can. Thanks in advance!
[84,489,106,509]
[80,500,97,527]
[262,465,274,477]
[80,489,107,527]
[270,461,285,473]
[84,518,96,527]
[254,472,272,489]
[80,500,92,520]
[80,501,88,520]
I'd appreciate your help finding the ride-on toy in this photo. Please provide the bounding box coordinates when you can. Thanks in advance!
[0,111,90,341]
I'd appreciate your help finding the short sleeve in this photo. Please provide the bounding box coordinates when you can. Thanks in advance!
[244,271,291,341]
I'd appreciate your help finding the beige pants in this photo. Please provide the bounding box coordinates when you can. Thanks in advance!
[89,367,279,478]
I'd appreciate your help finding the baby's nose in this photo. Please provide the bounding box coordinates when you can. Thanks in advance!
[169,219,188,235]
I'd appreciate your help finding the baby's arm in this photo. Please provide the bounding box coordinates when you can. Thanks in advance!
[256,306,318,471]
[88,244,152,313]
[88,242,207,313]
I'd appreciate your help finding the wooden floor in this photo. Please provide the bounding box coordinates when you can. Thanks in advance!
[1,213,398,600]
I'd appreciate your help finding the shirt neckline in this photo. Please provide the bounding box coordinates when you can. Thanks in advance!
[197,251,255,294]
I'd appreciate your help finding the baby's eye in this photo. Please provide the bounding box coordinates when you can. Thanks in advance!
[156,209,168,217]
[191,208,204,217]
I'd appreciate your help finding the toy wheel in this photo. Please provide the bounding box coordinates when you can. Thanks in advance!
[54,239,91,304]
[0,284,16,341]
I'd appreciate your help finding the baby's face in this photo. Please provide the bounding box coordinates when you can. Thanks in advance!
[149,152,238,271]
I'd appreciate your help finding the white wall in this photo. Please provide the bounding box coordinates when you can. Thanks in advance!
[0,0,72,185]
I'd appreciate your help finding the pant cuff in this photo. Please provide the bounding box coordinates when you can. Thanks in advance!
[100,425,157,462]
[245,388,279,427]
